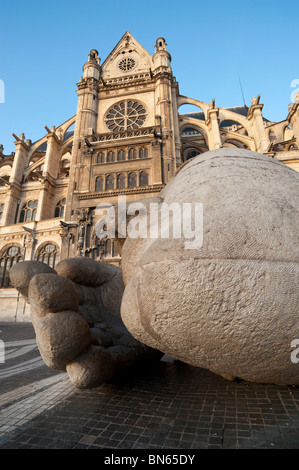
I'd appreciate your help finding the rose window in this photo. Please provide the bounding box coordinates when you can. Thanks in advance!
[105,100,147,131]
[118,57,136,72]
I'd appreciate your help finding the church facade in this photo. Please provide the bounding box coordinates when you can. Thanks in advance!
[1,31,299,320]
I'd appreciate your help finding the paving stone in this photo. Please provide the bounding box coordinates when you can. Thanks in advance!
[1,322,299,449]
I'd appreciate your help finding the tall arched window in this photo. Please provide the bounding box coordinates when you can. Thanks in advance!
[36,243,60,268]
[0,245,24,287]
[139,171,149,186]
[107,151,115,163]
[106,175,115,190]
[99,239,119,259]
[0,204,4,223]
[128,173,137,188]
[139,147,148,159]
[117,149,126,161]
[117,174,126,189]
[97,152,105,164]
[128,148,137,160]
[19,200,38,223]
[186,150,200,161]
[95,176,104,191]
[54,198,66,218]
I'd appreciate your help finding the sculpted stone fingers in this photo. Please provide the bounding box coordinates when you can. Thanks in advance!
[9,260,56,301]
[55,256,120,288]
[33,310,93,371]
[9,257,162,389]
[27,273,92,371]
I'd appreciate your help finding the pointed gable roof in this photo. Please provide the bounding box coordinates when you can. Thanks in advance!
[101,31,153,80]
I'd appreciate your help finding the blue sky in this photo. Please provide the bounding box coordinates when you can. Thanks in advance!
[0,0,298,153]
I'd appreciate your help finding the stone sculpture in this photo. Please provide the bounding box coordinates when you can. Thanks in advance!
[10,148,299,387]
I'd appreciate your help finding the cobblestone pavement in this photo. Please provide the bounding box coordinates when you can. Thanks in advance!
[1,322,299,450]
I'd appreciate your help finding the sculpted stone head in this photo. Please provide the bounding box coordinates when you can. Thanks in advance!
[10,148,299,387]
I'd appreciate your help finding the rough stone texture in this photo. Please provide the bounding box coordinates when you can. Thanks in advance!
[11,257,161,388]
[32,310,92,371]
[120,148,299,385]
[9,261,56,300]
[55,257,120,287]
[28,273,79,316]
[66,345,116,389]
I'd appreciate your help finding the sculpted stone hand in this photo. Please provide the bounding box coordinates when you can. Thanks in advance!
[10,148,299,387]
[10,257,162,388]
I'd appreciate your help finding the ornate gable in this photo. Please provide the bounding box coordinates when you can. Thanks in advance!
[101,31,153,81]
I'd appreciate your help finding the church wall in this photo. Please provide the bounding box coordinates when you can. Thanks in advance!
[0,32,299,322]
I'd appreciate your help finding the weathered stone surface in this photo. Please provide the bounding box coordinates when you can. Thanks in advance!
[55,257,120,287]
[34,310,92,370]
[120,148,299,385]
[11,148,299,388]
[28,273,79,316]
[11,256,159,388]
[66,345,116,389]
[9,261,56,300]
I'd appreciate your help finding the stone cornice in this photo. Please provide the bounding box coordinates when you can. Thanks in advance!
[90,126,156,145]
[76,185,165,200]
[98,73,153,91]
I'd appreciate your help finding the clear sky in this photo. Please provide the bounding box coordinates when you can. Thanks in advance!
[0,0,298,153]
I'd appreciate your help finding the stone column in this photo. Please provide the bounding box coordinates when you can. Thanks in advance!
[23,225,37,261]
[206,107,222,150]
[151,138,163,185]
[65,50,101,224]
[287,95,299,148]
[247,96,269,153]
[2,134,30,226]
[36,128,62,221]
[152,38,177,183]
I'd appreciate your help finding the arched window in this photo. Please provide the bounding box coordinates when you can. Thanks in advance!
[98,239,119,259]
[36,243,60,268]
[117,149,126,161]
[107,151,115,163]
[0,204,4,222]
[0,245,24,288]
[186,150,200,160]
[19,200,38,223]
[128,173,137,188]
[139,171,148,186]
[106,174,115,190]
[117,174,126,189]
[54,198,66,218]
[139,147,148,159]
[97,152,105,164]
[128,148,137,160]
[181,127,203,137]
[95,176,104,191]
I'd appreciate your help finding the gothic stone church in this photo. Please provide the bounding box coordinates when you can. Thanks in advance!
[0,32,299,320]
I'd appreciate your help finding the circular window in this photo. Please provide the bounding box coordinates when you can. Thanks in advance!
[118,57,136,72]
[105,100,147,132]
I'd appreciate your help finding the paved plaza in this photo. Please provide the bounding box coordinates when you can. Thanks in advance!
[0,321,299,450]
